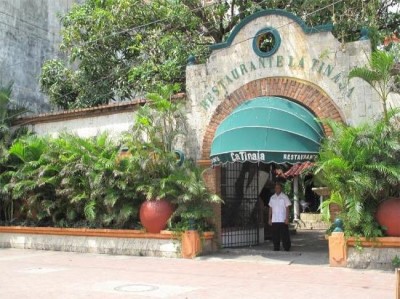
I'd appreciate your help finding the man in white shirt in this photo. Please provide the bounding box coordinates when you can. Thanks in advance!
[268,183,292,251]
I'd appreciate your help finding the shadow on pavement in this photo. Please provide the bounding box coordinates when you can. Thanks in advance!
[198,229,329,266]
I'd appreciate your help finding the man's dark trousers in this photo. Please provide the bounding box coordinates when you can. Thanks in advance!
[271,222,291,251]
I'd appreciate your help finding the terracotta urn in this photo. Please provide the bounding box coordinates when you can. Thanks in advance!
[376,198,400,237]
[139,199,174,233]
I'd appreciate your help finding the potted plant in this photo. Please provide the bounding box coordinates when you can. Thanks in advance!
[171,161,221,232]
[315,114,400,238]
[348,49,400,236]
[135,149,180,233]
[126,84,188,233]
[166,161,221,257]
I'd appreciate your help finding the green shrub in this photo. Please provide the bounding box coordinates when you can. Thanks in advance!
[0,86,221,231]
[392,255,400,268]
[1,133,141,228]
[315,113,400,238]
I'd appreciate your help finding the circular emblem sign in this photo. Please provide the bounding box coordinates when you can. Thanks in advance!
[253,27,281,57]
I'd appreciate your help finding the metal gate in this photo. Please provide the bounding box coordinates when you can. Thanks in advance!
[221,162,260,248]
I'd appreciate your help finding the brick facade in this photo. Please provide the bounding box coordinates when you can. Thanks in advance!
[201,77,344,160]
[199,76,345,243]
[202,167,222,245]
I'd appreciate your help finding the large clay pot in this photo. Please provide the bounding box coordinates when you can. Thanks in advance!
[139,199,174,233]
[376,198,400,237]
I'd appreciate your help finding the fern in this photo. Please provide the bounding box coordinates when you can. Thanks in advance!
[84,200,96,222]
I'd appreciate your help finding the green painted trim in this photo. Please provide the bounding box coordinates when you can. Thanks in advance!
[210,9,333,51]
[174,149,185,166]
[252,27,281,57]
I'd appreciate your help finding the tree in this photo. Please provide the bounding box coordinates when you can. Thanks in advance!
[125,84,188,202]
[184,0,399,46]
[40,0,209,109]
[40,0,400,109]
[349,50,399,124]
[0,82,28,158]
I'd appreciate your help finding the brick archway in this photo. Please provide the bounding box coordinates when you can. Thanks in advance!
[201,77,345,160]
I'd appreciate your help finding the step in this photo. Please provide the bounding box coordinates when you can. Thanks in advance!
[295,213,330,230]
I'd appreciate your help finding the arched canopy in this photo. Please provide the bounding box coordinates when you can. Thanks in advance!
[210,96,324,166]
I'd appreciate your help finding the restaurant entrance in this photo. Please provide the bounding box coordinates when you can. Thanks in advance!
[213,96,324,247]
[220,162,281,248]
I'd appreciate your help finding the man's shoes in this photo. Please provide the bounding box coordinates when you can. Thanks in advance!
[273,248,280,251]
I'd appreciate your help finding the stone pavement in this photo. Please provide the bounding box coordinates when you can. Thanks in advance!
[207,229,329,266]
[0,230,395,299]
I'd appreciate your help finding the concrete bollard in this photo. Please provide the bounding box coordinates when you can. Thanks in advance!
[181,230,202,259]
[396,268,400,299]
[328,232,347,267]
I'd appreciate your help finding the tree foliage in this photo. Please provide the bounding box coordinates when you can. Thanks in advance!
[349,50,399,124]
[40,0,400,110]
[40,0,209,109]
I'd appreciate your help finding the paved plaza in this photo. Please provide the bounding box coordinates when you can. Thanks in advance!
[0,231,395,299]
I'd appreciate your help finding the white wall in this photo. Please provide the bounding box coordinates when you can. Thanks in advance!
[28,111,135,138]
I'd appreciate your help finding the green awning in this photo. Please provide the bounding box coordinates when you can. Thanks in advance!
[210,96,324,166]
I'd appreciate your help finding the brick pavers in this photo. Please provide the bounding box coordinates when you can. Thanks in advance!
[0,247,394,299]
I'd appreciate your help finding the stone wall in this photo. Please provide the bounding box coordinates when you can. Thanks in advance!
[0,0,80,112]
[0,228,216,258]
[347,247,399,270]
[0,232,181,258]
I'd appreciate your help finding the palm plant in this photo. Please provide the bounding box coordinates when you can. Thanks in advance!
[0,84,220,232]
[132,83,187,153]
[134,151,182,202]
[0,82,30,223]
[126,84,189,202]
[349,50,399,124]
[55,133,139,228]
[0,83,12,150]
[126,85,221,232]
[171,161,222,231]
[315,114,400,237]
[4,135,53,224]
[0,82,29,156]
[2,132,141,228]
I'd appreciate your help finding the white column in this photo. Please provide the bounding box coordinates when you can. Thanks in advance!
[293,176,300,221]
[319,195,323,213]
